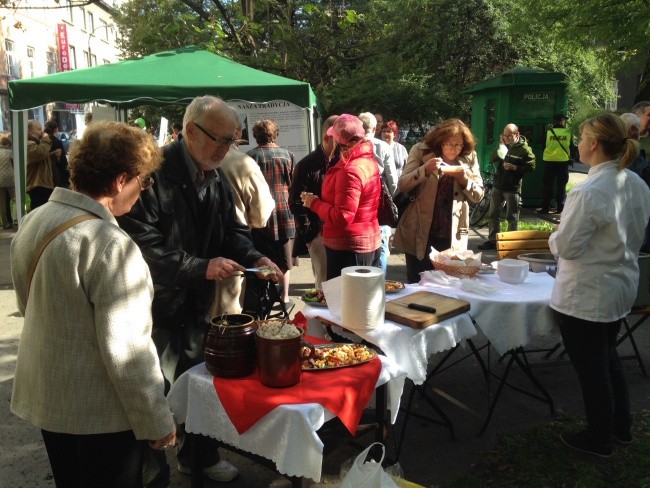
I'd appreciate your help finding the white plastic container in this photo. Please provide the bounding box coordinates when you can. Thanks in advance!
[496,259,529,284]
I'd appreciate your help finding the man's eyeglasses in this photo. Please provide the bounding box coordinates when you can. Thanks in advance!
[194,122,237,148]
[442,143,464,149]
[502,133,517,139]
[137,175,155,191]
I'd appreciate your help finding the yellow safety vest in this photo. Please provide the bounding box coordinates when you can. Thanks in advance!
[543,127,571,162]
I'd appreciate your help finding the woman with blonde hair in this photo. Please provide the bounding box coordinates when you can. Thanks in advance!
[393,118,484,283]
[551,113,650,457]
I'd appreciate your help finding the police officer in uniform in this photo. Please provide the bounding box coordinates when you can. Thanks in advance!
[539,114,574,214]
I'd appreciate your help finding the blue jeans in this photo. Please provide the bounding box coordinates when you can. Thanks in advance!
[378,225,392,273]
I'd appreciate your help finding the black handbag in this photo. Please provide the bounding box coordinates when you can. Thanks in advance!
[393,190,416,223]
[377,177,399,228]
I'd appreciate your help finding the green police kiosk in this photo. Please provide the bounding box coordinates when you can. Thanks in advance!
[464,66,568,206]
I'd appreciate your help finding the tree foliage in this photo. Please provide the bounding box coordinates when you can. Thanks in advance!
[113,0,649,129]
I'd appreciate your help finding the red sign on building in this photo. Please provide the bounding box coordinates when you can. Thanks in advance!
[57,24,70,71]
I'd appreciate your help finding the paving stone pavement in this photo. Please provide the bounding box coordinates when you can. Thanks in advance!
[2,169,649,487]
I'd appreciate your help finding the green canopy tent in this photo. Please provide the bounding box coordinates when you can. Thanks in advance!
[9,46,321,218]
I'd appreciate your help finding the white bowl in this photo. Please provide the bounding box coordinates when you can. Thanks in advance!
[496,259,529,284]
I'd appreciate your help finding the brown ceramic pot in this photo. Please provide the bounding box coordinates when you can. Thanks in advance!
[204,314,256,378]
[256,327,314,388]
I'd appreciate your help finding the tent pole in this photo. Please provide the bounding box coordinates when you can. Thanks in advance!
[11,110,27,223]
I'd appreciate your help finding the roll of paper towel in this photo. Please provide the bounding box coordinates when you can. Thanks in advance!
[341,266,385,330]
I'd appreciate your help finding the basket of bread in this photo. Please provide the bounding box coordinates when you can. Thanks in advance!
[430,248,482,278]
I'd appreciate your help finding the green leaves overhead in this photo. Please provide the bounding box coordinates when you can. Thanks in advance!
[114,0,647,127]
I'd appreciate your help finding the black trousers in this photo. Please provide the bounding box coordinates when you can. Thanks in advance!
[41,429,144,488]
[325,247,381,280]
[540,161,570,211]
[27,186,53,210]
[556,311,631,444]
[405,236,451,284]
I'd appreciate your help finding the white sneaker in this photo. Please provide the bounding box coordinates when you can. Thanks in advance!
[177,460,239,482]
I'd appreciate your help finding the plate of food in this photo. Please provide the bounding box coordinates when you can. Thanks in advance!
[385,280,405,294]
[440,164,465,174]
[302,288,327,307]
[301,343,377,370]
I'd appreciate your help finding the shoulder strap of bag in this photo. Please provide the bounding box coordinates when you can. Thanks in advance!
[549,127,571,159]
[26,214,99,303]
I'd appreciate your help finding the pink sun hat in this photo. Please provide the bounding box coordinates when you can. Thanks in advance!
[326,114,365,145]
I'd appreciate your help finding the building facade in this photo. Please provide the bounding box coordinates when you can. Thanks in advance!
[0,0,122,132]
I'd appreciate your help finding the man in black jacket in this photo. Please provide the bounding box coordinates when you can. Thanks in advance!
[118,95,281,486]
[478,124,536,250]
[289,115,338,289]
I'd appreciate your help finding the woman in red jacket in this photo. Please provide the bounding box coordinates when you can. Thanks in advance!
[301,114,381,279]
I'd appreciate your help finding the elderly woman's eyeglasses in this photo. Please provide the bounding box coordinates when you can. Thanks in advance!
[137,175,155,190]
[442,143,464,149]
[194,122,237,148]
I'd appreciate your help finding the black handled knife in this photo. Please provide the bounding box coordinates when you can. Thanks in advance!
[407,303,437,314]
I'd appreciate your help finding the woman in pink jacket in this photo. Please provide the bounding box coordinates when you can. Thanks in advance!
[301,114,381,279]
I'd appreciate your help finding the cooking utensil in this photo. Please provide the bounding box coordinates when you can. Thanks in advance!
[407,303,437,314]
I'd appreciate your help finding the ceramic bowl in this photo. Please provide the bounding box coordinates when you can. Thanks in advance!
[517,252,557,273]
[496,259,529,284]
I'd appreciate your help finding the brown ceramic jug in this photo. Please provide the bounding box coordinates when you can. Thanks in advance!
[256,322,314,388]
[204,314,256,378]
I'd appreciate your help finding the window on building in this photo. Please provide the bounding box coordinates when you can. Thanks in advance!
[88,12,94,33]
[81,8,87,31]
[103,59,110,65]
[91,54,97,66]
[100,19,109,41]
[83,50,90,68]
[66,0,74,23]
[5,39,20,79]
[26,46,35,78]
[46,50,57,74]
[69,45,77,69]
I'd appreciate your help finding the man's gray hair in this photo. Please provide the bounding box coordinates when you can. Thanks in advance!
[620,112,640,129]
[358,112,377,134]
[182,96,236,132]
[632,101,650,116]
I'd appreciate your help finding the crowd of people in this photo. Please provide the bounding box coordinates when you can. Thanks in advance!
[7,98,650,485]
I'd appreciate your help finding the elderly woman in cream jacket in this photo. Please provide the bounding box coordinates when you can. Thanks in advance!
[10,122,175,488]
[394,119,483,283]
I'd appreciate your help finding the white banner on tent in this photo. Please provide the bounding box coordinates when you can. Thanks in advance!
[228,100,310,161]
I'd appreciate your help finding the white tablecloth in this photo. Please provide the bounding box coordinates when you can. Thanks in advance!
[420,272,557,355]
[167,358,407,482]
[303,286,477,385]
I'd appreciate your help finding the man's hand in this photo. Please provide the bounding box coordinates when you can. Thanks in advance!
[206,257,245,281]
[503,162,517,171]
[253,257,283,283]
[149,427,177,451]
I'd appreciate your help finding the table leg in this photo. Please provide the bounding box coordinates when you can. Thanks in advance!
[478,347,555,435]
[479,352,516,435]
[617,315,648,377]
[189,433,204,488]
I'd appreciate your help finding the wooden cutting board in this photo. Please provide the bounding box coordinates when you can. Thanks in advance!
[384,291,470,329]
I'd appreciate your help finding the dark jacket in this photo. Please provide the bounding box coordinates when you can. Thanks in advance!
[289,145,328,256]
[118,140,264,334]
[49,134,70,188]
[490,135,536,193]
